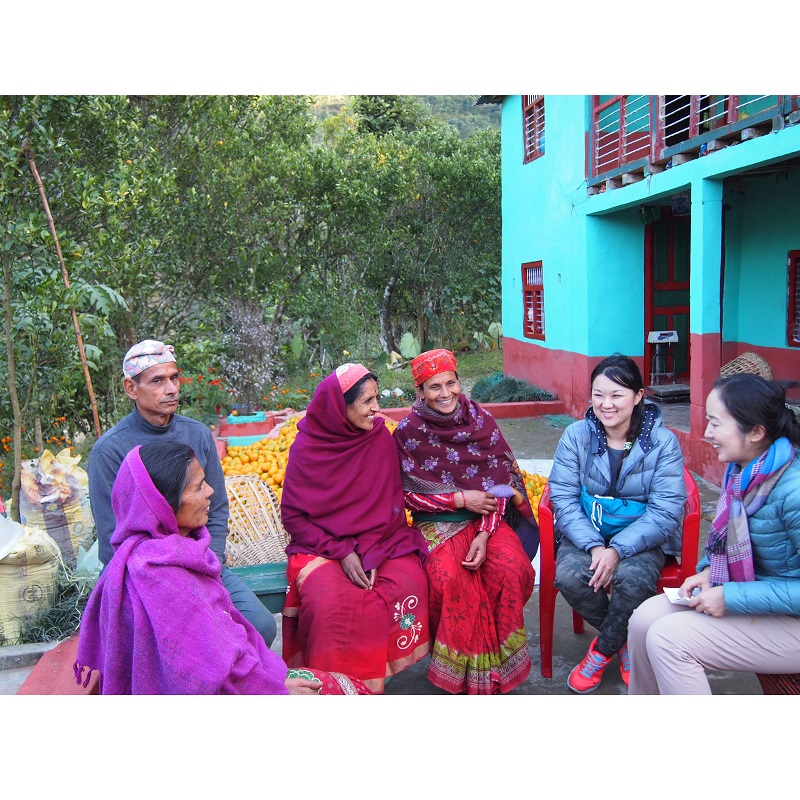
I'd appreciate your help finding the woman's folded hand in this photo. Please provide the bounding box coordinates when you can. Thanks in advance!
[339,551,373,589]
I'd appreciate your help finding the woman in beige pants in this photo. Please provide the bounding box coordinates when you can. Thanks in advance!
[628,374,800,694]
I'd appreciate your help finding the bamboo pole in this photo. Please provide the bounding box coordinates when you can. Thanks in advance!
[2,259,23,521]
[21,138,102,439]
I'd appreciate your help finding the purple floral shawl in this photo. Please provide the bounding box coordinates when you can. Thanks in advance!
[393,394,534,521]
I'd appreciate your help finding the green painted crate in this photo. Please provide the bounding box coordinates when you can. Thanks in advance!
[225,410,267,424]
[229,562,288,614]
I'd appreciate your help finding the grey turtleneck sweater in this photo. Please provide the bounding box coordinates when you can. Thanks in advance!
[87,406,229,568]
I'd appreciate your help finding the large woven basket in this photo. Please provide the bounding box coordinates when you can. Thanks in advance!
[719,352,773,380]
[225,475,289,566]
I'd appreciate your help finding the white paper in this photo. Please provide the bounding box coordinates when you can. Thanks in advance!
[0,515,25,562]
[663,586,693,606]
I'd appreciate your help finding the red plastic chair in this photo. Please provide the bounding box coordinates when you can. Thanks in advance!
[537,466,701,678]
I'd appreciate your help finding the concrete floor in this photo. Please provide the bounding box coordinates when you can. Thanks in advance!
[384,414,761,695]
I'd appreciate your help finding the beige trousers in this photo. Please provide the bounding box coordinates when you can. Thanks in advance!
[628,593,800,694]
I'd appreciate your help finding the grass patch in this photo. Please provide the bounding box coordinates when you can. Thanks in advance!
[471,372,558,403]
[452,348,504,378]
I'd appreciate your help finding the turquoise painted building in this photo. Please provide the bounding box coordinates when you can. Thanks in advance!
[483,95,800,479]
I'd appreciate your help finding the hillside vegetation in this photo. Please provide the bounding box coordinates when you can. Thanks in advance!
[313,95,500,139]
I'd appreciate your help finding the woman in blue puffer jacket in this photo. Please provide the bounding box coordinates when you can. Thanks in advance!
[628,373,800,694]
[549,354,686,693]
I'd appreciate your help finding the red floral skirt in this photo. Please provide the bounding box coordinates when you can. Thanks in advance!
[282,553,430,694]
[422,519,535,694]
[286,667,373,695]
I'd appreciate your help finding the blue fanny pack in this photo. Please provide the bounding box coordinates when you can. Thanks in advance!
[580,447,647,540]
[579,486,648,540]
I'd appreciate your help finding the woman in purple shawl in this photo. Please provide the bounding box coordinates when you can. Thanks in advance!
[74,443,342,694]
[280,364,431,693]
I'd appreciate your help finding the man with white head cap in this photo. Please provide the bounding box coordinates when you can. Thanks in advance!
[87,339,277,647]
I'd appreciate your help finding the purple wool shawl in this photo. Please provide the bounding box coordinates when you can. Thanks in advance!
[75,446,288,695]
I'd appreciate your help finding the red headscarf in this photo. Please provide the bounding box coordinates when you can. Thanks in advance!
[411,348,458,386]
[281,369,428,571]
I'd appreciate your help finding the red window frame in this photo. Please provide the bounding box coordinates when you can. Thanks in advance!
[787,250,800,347]
[522,261,545,340]
[522,95,545,164]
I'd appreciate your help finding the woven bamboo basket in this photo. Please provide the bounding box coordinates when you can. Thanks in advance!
[719,352,773,380]
[755,672,800,695]
[224,475,289,566]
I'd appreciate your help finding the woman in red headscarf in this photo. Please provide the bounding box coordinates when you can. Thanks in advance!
[393,349,537,694]
[280,364,431,694]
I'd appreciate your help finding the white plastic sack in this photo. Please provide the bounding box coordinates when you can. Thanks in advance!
[19,448,94,566]
[0,526,60,645]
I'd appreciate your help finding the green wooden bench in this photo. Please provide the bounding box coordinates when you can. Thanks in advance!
[230,562,288,614]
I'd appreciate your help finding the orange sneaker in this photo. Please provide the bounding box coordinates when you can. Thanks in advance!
[567,637,612,694]
[617,643,630,687]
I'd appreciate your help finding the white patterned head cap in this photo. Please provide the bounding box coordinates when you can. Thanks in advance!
[122,339,177,379]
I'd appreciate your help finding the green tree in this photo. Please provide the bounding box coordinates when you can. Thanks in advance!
[1,95,130,511]
[340,104,502,357]
[1,93,503,500]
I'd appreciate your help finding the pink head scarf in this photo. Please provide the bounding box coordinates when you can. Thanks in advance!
[335,362,370,394]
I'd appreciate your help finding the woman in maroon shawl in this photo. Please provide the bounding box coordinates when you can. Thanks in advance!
[75,442,368,695]
[280,364,431,693]
[393,349,537,694]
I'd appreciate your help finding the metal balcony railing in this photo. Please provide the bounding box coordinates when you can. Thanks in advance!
[588,95,800,185]
[593,95,651,176]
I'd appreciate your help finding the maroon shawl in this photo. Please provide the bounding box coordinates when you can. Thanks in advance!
[394,394,535,520]
[281,370,428,571]
[75,446,289,695]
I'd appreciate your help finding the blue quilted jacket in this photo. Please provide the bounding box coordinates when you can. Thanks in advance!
[697,452,800,616]
[549,401,686,559]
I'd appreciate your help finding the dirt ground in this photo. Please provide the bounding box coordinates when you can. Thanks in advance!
[495,413,575,461]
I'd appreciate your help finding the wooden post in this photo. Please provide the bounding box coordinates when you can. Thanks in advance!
[21,139,102,439]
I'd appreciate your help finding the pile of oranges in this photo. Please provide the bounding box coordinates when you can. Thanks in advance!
[220,416,301,502]
[521,469,548,522]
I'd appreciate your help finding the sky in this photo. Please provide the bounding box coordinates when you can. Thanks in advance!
[3,2,782,95]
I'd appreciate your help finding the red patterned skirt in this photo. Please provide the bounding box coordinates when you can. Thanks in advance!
[282,552,430,694]
[286,668,373,695]
[421,519,535,694]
